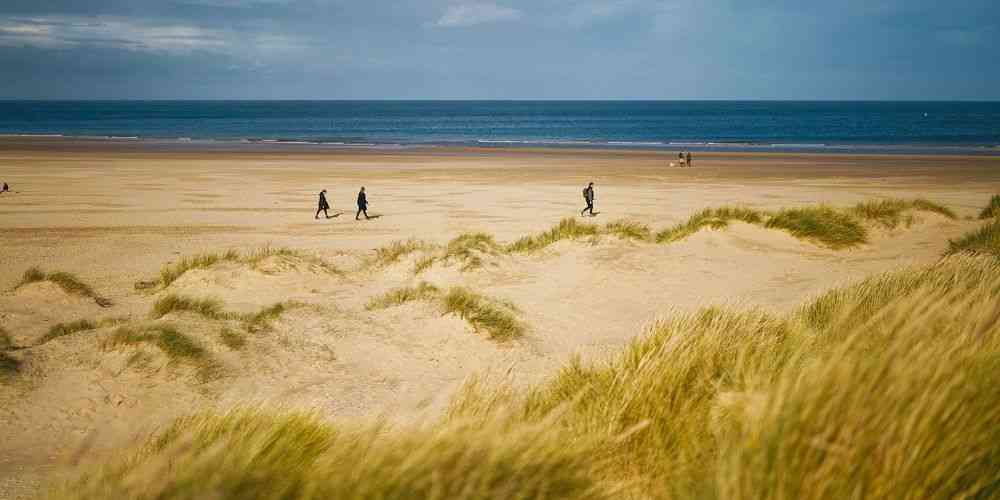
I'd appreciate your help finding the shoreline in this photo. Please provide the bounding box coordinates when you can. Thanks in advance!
[1,135,998,157]
[0,134,1000,159]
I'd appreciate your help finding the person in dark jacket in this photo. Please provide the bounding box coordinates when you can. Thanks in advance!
[315,189,331,219]
[686,151,693,167]
[581,182,595,216]
[1,182,8,193]
[356,186,369,220]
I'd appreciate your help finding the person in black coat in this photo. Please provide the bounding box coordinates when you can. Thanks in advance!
[581,182,595,216]
[356,186,370,220]
[315,189,331,219]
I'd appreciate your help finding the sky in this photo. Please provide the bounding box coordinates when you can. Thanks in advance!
[0,0,997,100]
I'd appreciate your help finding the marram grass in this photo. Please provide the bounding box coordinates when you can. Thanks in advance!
[980,194,1000,219]
[365,282,441,310]
[15,267,109,304]
[655,206,765,243]
[946,218,1000,258]
[152,246,339,289]
[764,205,867,248]
[53,256,1000,499]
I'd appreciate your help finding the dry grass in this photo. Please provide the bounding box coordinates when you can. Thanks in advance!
[0,326,17,378]
[850,198,956,228]
[152,247,338,289]
[654,206,765,243]
[244,302,301,333]
[49,408,609,500]
[980,194,1000,219]
[946,218,1000,258]
[507,218,600,253]
[367,239,435,269]
[365,282,441,310]
[415,233,504,274]
[440,287,525,340]
[604,220,652,241]
[56,256,1000,499]
[764,205,868,248]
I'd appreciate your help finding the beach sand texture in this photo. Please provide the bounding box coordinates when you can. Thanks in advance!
[1,142,999,498]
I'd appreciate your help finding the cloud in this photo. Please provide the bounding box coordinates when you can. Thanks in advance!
[436,2,521,27]
[0,17,228,52]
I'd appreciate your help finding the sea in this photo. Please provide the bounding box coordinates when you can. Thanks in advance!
[1,100,998,154]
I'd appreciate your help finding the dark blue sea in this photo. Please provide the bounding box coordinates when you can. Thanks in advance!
[1,101,998,154]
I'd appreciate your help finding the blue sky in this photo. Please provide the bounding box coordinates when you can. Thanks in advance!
[0,0,997,99]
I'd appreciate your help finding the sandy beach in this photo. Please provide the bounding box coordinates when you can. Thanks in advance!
[1,139,999,498]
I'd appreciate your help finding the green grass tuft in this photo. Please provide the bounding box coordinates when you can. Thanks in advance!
[16,267,106,303]
[151,294,226,320]
[102,324,206,362]
[946,218,1000,258]
[40,319,98,345]
[654,206,765,243]
[440,287,525,340]
[851,198,956,229]
[365,282,441,310]
[507,218,600,253]
[765,205,868,248]
[980,194,1000,219]
[605,220,652,241]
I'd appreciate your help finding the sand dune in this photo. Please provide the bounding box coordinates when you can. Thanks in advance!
[1,144,998,498]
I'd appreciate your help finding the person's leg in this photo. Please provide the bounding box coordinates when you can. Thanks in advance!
[356,207,362,220]
[315,207,322,219]
[363,208,370,219]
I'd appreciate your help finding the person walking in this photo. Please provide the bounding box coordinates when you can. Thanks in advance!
[356,186,370,220]
[686,151,693,167]
[315,189,331,219]
[1,182,8,194]
[581,182,595,216]
[679,152,686,167]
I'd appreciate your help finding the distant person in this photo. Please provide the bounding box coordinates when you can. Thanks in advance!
[356,186,370,220]
[678,152,686,167]
[315,189,331,219]
[0,182,7,194]
[581,182,595,216]
[686,151,693,167]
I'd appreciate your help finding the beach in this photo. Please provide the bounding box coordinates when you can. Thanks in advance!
[1,139,999,498]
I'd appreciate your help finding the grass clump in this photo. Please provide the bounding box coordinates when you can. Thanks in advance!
[365,282,441,310]
[368,239,435,268]
[102,324,206,362]
[151,294,226,320]
[37,317,127,345]
[946,218,1000,258]
[16,267,109,305]
[850,198,956,228]
[980,194,1000,219]
[507,218,600,253]
[0,327,18,378]
[440,287,525,340]
[765,205,867,248]
[218,328,246,350]
[244,302,301,333]
[51,408,607,500]
[655,206,765,243]
[416,233,504,274]
[153,247,338,289]
[604,220,652,241]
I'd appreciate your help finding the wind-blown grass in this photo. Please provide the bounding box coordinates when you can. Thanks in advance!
[414,233,503,274]
[441,287,525,340]
[218,328,246,350]
[980,194,1000,219]
[151,295,226,320]
[150,247,338,290]
[244,302,301,333]
[654,207,765,243]
[850,198,956,228]
[946,218,1000,258]
[604,220,652,241]
[50,408,608,500]
[102,324,207,363]
[38,317,128,345]
[507,218,600,253]
[764,205,868,248]
[365,282,441,310]
[367,239,435,269]
[15,267,110,305]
